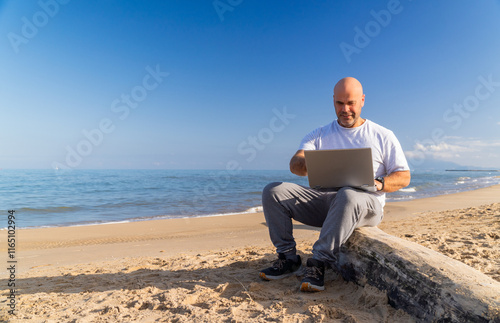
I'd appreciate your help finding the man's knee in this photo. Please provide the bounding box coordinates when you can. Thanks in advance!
[262,182,284,205]
[262,182,297,205]
[263,182,283,196]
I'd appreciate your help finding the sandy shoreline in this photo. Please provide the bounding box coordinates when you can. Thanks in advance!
[1,185,499,322]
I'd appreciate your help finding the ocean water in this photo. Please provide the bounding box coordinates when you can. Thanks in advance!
[1,169,499,229]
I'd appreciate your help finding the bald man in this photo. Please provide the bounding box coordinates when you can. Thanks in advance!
[259,77,411,292]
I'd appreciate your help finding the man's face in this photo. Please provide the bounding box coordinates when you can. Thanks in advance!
[333,89,365,128]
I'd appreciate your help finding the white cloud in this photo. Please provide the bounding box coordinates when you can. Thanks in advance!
[406,136,500,168]
[413,142,472,153]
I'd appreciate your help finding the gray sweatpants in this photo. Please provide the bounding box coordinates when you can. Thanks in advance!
[262,182,383,264]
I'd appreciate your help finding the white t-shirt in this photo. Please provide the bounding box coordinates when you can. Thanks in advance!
[299,119,410,207]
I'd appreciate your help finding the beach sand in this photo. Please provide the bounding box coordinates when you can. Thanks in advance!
[1,185,499,322]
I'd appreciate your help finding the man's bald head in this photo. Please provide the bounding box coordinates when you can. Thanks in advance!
[333,77,365,128]
[333,77,363,97]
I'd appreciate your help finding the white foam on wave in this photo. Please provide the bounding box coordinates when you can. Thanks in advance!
[243,206,263,213]
[399,187,417,193]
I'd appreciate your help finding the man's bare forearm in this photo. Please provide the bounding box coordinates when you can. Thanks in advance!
[290,150,307,176]
[377,170,411,193]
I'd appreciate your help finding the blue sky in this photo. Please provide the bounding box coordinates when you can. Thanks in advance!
[1,0,500,170]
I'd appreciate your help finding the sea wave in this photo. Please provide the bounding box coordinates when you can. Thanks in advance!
[15,206,82,214]
[3,169,500,229]
[1,205,267,230]
[243,206,263,213]
[398,187,417,193]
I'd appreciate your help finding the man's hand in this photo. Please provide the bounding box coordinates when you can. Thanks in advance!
[290,150,307,176]
[377,170,411,193]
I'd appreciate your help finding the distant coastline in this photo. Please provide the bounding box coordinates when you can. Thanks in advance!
[446,169,500,172]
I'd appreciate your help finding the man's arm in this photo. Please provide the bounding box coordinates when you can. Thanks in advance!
[290,150,307,176]
[375,170,411,193]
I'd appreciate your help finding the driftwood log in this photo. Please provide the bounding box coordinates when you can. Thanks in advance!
[338,227,500,322]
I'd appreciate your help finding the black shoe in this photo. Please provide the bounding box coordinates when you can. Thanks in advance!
[259,253,302,280]
[300,258,325,292]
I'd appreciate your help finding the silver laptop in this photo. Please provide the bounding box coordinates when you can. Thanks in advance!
[304,148,376,192]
